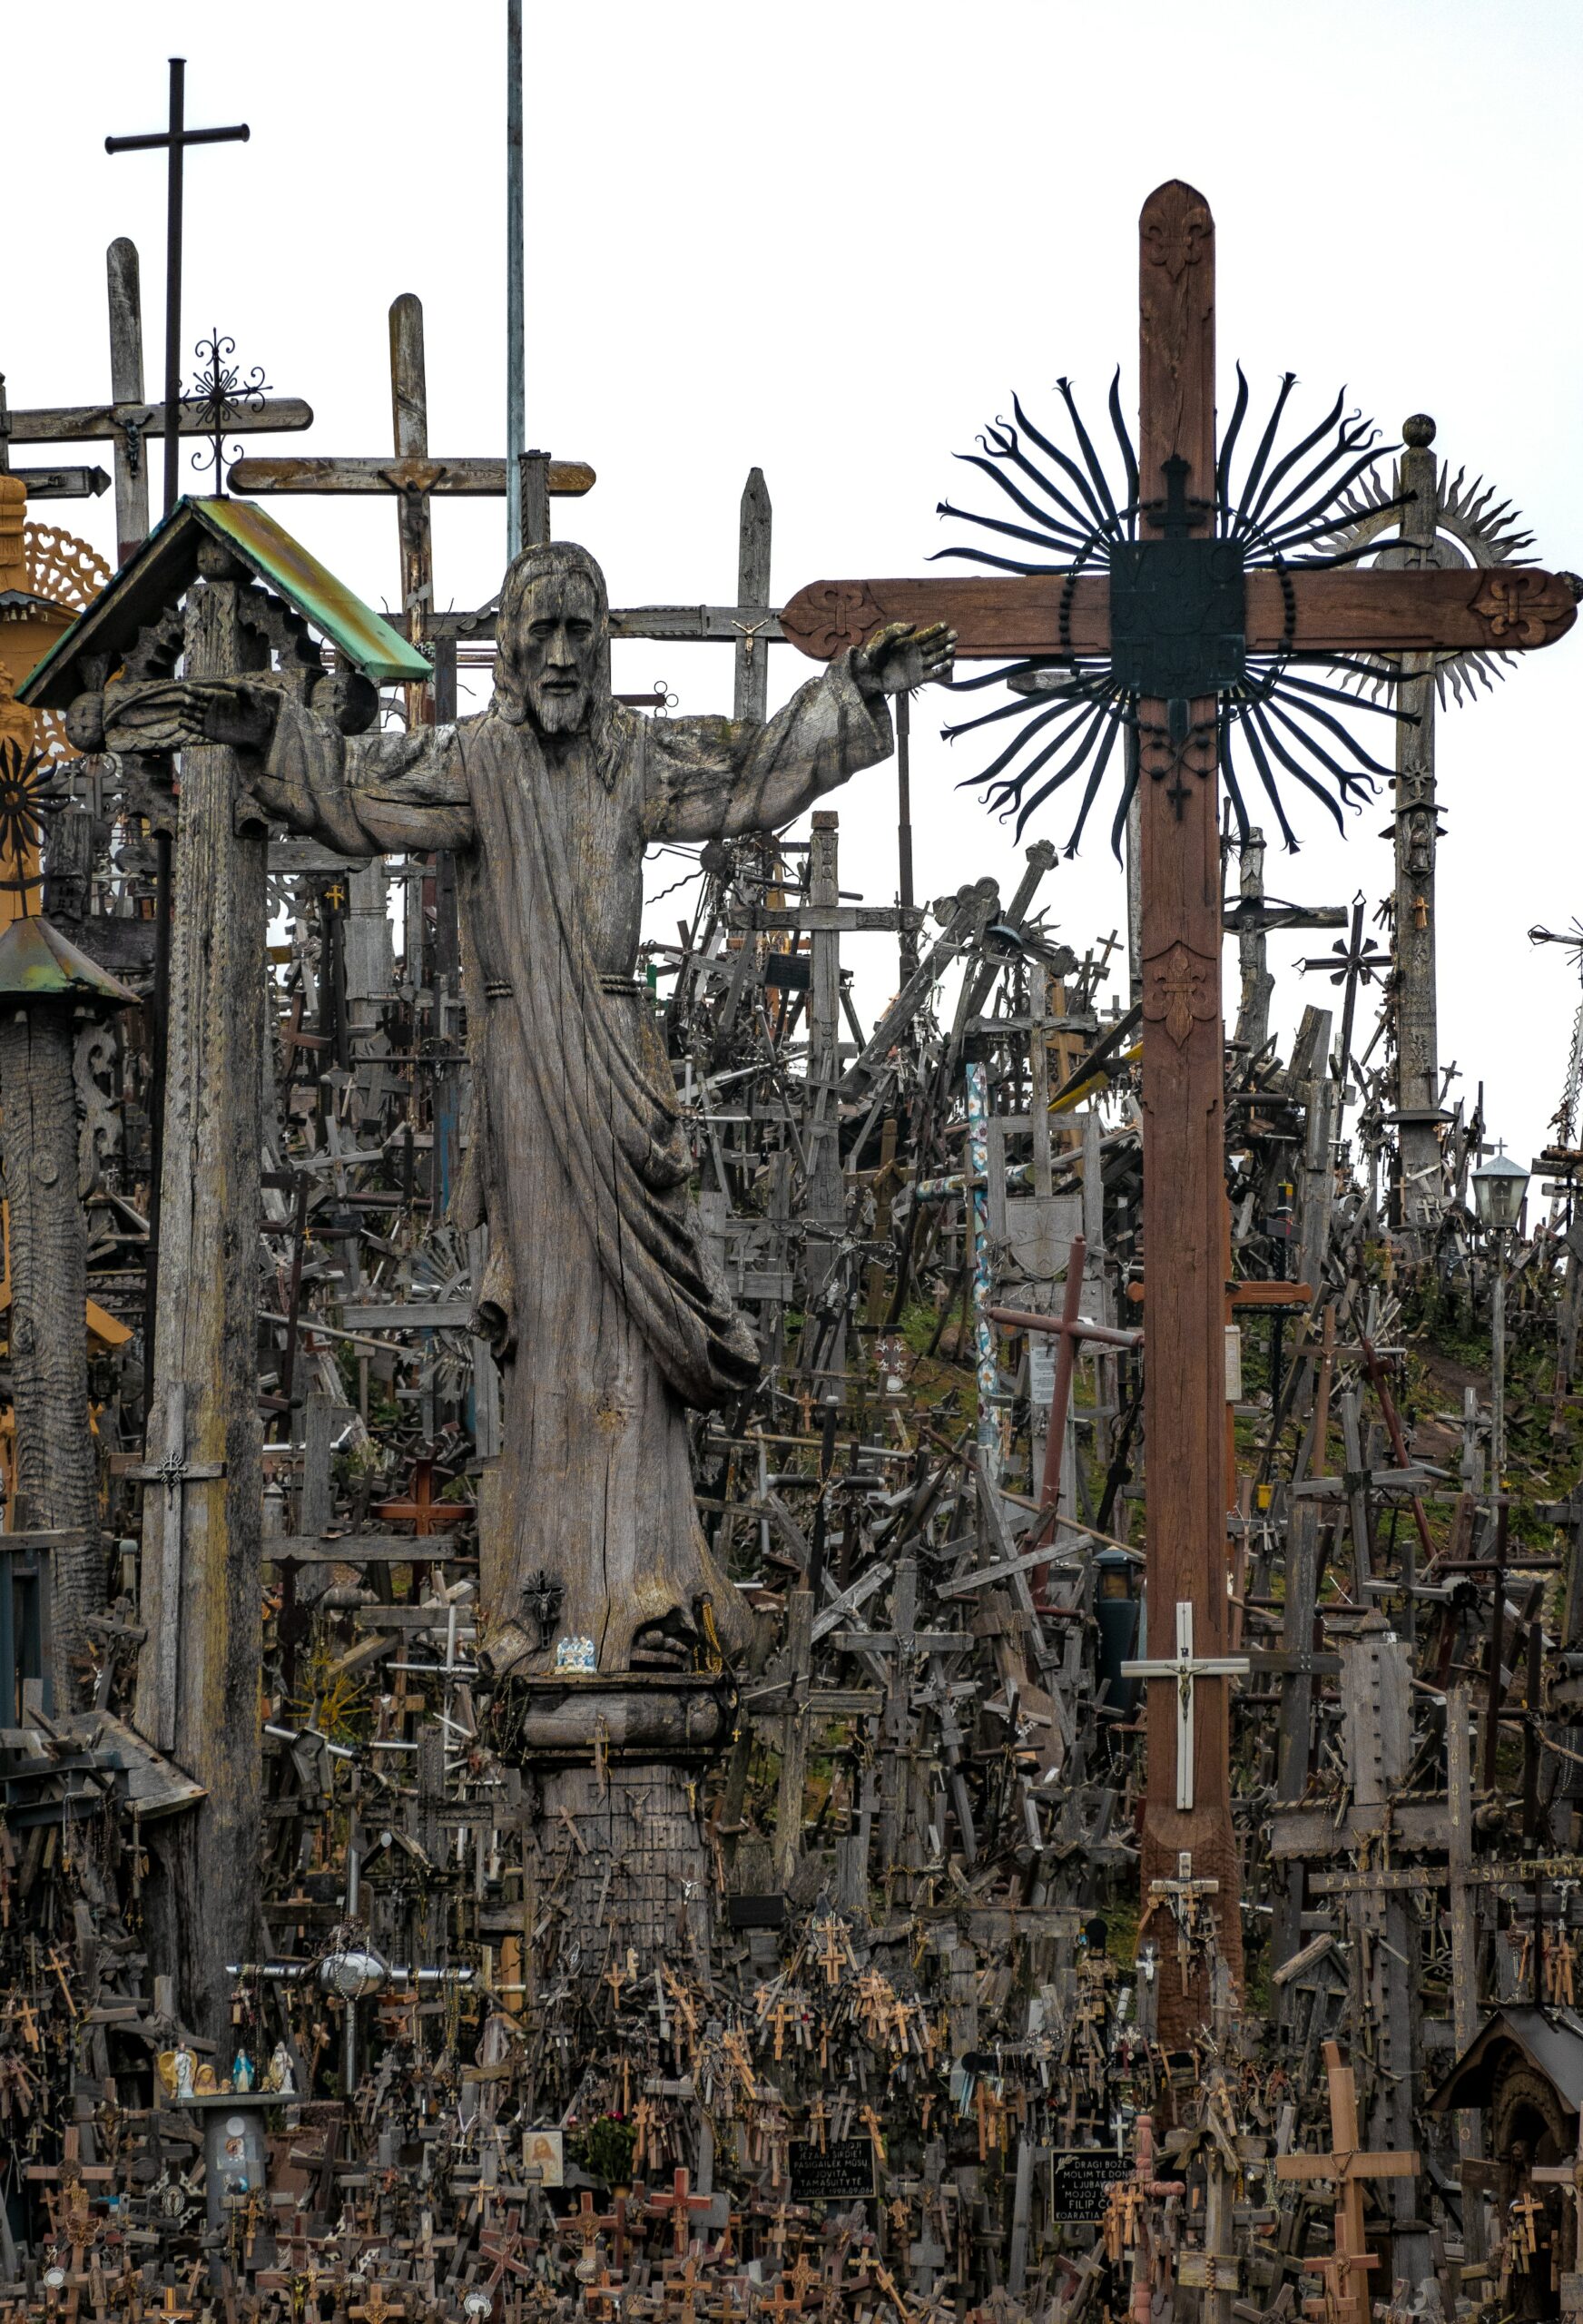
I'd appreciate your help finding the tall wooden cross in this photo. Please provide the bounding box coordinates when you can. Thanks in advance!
[4,240,313,572]
[227,291,595,727]
[1274,2040,1420,2324]
[1325,417,1534,1243]
[105,58,251,517]
[776,180,1578,2038]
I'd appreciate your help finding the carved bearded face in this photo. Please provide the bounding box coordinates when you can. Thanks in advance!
[506,569,603,738]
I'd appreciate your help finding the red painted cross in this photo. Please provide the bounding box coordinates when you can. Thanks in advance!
[647,2169,714,2259]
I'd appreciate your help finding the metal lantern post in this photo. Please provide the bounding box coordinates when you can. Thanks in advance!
[1471,1145,1531,1483]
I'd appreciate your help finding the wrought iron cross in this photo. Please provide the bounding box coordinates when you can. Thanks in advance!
[106,59,250,517]
[1299,892,1391,1153]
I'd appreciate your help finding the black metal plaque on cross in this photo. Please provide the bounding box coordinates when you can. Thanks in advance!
[788,2140,874,2202]
[1047,2150,1131,2224]
[1108,458,1246,703]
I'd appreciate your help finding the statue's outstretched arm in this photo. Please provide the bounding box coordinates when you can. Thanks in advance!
[643,623,952,844]
[259,698,476,858]
[102,677,477,858]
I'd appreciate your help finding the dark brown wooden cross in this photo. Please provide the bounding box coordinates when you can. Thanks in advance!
[777,180,1577,2043]
[558,2192,618,2268]
[373,1458,472,1539]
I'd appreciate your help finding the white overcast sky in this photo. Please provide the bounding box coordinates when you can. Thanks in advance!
[9,0,1583,1169]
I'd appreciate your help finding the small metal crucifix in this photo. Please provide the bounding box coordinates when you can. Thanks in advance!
[1121,1600,1248,1811]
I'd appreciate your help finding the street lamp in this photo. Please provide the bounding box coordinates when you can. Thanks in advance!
[1471,1147,1530,1236]
[1471,1144,1531,1484]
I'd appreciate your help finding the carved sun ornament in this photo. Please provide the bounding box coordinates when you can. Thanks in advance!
[0,735,68,904]
[24,524,113,763]
[1322,432,1536,706]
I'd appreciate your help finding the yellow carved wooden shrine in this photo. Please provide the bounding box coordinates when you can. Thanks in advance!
[0,474,112,927]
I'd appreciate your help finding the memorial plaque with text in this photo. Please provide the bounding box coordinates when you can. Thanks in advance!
[1047,2151,1128,2224]
[789,2140,874,2202]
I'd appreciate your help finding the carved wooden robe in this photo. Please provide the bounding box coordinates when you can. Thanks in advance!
[256,660,890,1670]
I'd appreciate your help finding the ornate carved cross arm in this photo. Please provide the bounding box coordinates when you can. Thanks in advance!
[779,564,1579,665]
[778,175,1578,860]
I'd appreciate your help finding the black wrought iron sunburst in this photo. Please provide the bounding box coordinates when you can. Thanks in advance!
[935,370,1414,855]
[0,737,68,907]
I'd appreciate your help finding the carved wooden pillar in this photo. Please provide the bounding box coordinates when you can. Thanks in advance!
[1391,417,1446,1247]
[488,1674,732,1960]
[133,537,270,2040]
[0,1001,95,1700]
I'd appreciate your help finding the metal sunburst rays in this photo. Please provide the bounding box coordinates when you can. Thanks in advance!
[1325,454,1535,709]
[0,736,68,909]
[933,369,1415,856]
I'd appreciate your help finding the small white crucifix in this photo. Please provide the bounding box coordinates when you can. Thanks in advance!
[1121,1601,1250,1811]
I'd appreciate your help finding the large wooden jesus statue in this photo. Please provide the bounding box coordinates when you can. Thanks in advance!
[138,541,950,1677]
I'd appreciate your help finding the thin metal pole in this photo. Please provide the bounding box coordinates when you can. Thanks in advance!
[1491,1234,1507,1483]
[896,690,916,983]
[967,1057,998,1485]
[143,829,171,1416]
[162,57,185,517]
[505,0,525,560]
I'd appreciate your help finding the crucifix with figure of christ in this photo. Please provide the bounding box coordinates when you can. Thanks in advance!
[778,178,1578,2040]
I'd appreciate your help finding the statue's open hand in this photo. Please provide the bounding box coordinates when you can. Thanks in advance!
[850,621,957,698]
[99,678,281,756]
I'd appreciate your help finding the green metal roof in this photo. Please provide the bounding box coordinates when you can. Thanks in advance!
[196,499,431,684]
[21,497,431,707]
[0,912,139,1009]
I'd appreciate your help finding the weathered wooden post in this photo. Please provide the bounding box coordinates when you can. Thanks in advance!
[1390,417,1447,1246]
[106,239,150,569]
[23,498,428,2035]
[1232,829,1273,1056]
[805,811,845,1316]
[734,468,772,726]
[0,914,134,1707]
[132,525,271,2032]
[1338,1615,1430,2288]
[389,292,433,730]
